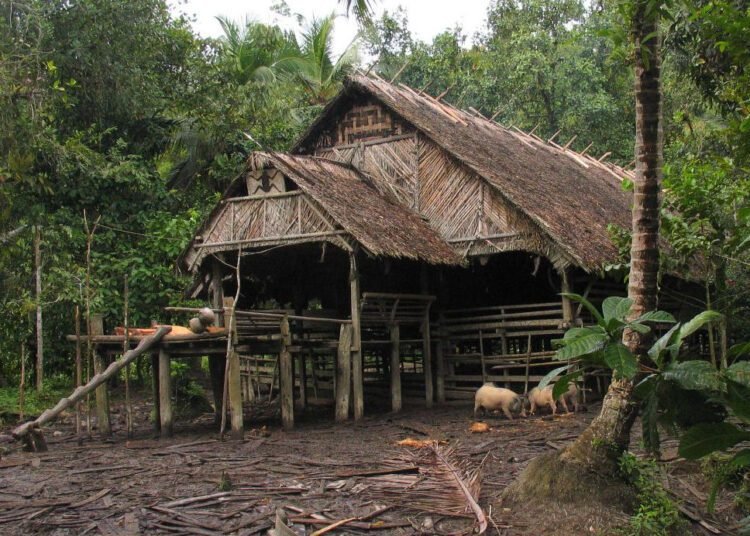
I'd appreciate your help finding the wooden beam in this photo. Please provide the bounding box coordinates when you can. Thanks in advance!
[335,324,352,422]
[12,327,172,441]
[349,253,364,421]
[195,230,349,249]
[279,317,294,430]
[159,349,173,438]
[389,324,401,412]
[223,190,303,203]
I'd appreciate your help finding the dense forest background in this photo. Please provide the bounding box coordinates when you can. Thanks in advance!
[0,0,748,395]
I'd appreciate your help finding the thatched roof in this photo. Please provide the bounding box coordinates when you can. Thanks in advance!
[179,152,460,272]
[293,73,637,271]
[261,153,459,264]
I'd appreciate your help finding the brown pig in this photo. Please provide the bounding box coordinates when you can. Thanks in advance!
[528,383,579,415]
[474,383,526,420]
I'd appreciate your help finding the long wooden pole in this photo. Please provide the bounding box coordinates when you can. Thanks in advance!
[74,306,82,439]
[34,226,43,392]
[19,342,26,421]
[12,327,171,441]
[123,275,132,438]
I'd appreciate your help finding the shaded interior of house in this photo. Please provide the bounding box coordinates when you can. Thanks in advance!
[79,73,704,440]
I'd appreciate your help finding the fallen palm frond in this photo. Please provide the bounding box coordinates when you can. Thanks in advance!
[365,442,487,534]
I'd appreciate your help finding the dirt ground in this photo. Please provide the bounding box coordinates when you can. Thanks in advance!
[0,392,743,535]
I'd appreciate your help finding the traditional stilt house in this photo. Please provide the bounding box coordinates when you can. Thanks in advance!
[177,72,698,433]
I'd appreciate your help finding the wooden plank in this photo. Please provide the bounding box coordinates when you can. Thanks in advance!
[159,349,172,438]
[335,324,352,422]
[389,324,401,412]
[350,254,363,421]
[279,317,294,431]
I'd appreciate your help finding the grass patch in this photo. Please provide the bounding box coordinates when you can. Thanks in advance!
[0,374,73,426]
[618,452,686,536]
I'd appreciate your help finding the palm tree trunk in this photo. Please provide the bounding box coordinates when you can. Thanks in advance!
[559,0,662,471]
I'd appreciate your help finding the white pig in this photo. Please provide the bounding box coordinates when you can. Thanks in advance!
[528,383,579,415]
[474,383,526,420]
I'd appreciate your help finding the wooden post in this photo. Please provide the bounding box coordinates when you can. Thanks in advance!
[296,353,307,410]
[349,253,364,421]
[279,316,294,430]
[560,267,574,325]
[34,226,43,392]
[123,275,132,438]
[479,329,487,384]
[228,347,243,439]
[151,353,161,436]
[90,315,111,437]
[209,258,225,422]
[422,315,433,408]
[389,324,401,412]
[159,348,172,438]
[435,317,445,404]
[335,324,352,422]
[74,306,82,438]
[19,343,25,421]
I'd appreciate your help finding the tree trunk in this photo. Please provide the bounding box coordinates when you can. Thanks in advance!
[34,226,43,393]
[504,6,665,508]
[560,0,662,471]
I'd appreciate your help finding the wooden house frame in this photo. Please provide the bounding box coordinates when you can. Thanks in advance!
[177,72,699,432]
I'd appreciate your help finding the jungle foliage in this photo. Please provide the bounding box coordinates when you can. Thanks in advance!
[0,0,748,409]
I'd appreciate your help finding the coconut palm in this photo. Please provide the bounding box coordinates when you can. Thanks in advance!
[339,0,377,25]
[293,14,359,105]
[216,16,301,86]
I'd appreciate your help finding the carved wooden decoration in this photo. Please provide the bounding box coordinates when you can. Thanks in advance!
[246,168,286,195]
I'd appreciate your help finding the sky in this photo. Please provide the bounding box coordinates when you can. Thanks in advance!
[172,0,492,56]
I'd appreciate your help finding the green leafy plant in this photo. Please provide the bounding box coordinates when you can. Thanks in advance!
[618,452,685,536]
[542,293,724,454]
[539,293,680,399]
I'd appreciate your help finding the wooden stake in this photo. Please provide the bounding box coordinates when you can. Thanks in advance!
[123,275,132,438]
[83,210,100,439]
[34,226,43,392]
[19,342,26,421]
[349,253,363,421]
[389,324,401,412]
[279,316,294,431]
[335,324,352,422]
[389,60,410,84]
[159,348,172,438]
[74,306,82,439]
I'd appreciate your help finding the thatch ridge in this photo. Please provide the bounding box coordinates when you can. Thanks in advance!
[293,73,636,271]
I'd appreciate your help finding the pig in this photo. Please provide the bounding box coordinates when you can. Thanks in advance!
[474,383,526,420]
[527,383,579,415]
